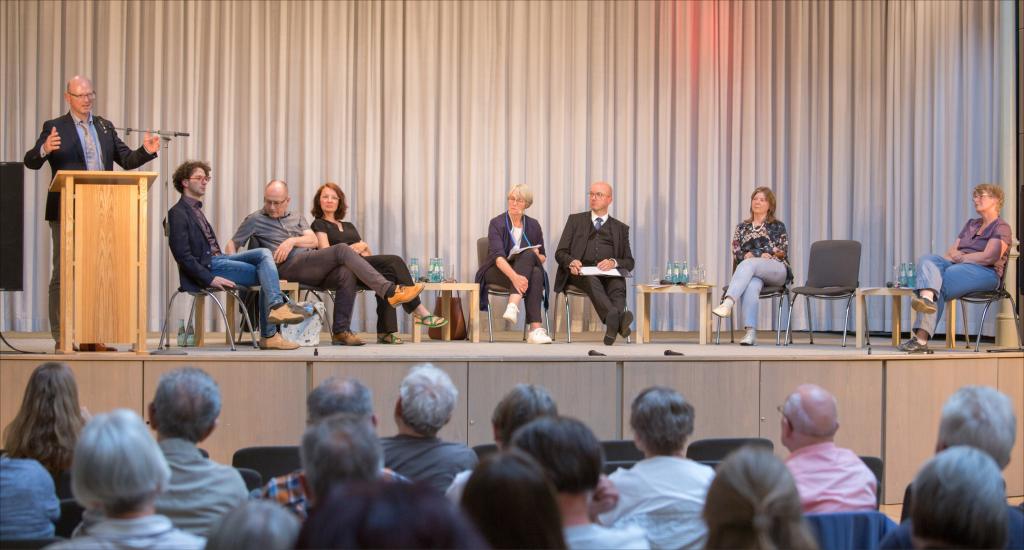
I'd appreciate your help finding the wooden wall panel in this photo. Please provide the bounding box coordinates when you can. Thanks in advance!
[998,358,1024,497]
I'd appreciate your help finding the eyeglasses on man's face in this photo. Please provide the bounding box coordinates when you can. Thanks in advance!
[264,198,289,207]
[189,176,212,183]
[589,192,609,199]
[68,91,97,100]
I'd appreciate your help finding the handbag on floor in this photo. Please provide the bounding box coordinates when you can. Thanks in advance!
[429,296,467,341]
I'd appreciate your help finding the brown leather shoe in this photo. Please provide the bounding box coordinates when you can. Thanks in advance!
[260,332,300,350]
[332,331,365,346]
[268,302,311,325]
[387,283,425,307]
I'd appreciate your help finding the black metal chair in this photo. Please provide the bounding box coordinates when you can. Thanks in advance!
[157,286,258,351]
[954,276,1023,352]
[236,466,264,492]
[472,443,499,461]
[685,437,774,461]
[714,283,792,345]
[603,460,637,475]
[476,237,549,342]
[54,498,84,538]
[858,455,883,509]
[601,440,644,462]
[231,446,301,482]
[558,283,632,344]
[786,240,862,347]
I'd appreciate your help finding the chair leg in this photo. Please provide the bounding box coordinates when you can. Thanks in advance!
[841,295,853,348]
[959,300,970,350]
[186,295,199,337]
[205,292,236,351]
[730,308,735,343]
[862,295,872,352]
[785,295,796,346]
[1008,295,1024,350]
[486,299,494,343]
[975,301,995,352]
[522,318,528,342]
[775,296,784,346]
[805,296,814,344]
[715,315,722,345]
[564,294,573,344]
[231,290,259,349]
[157,291,184,349]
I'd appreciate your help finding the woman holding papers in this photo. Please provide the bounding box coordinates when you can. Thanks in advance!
[711,187,792,346]
[311,182,447,344]
[474,184,552,344]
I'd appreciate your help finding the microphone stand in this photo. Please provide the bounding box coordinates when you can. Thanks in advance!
[116,127,191,355]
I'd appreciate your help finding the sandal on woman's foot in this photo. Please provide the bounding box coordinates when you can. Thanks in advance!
[413,314,449,328]
[377,333,404,344]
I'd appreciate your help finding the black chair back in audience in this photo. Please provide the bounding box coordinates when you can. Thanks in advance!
[54,499,84,538]
[685,437,774,461]
[198,447,210,458]
[232,446,301,482]
[0,537,64,549]
[601,439,644,462]
[858,456,884,508]
[236,467,264,492]
[473,443,498,461]
[55,470,72,500]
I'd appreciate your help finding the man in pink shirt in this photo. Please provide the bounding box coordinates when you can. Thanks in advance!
[781,384,877,513]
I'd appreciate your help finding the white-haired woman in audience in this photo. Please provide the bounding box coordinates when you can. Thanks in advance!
[899,183,1013,352]
[48,409,204,549]
[205,501,300,550]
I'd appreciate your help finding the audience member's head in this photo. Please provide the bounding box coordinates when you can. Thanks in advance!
[3,362,85,476]
[491,384,558,448]
[71,409,171,516]
[935,385,1016,469]
[296,481,487,549]
[396,364,458,438]
[205,500,301,550]
[629,386,695,457]
[910,446,1007,549]
[300,413,381,506]
[510,416,602,495]
[461,450,566,549]
[703,447,818,550]
[148,367,221,443]
[780,384,840,453]
[307,376,375,425]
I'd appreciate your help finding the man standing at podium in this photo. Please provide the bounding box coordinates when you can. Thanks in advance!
[23,75,161,350]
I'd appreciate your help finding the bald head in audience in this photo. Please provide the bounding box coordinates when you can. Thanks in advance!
[780,383,840,452]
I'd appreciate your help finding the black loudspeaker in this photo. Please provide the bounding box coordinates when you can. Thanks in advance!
[0,162,25,291]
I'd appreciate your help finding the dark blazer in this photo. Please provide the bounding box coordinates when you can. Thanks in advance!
[24,112,158,221]
[474,212,549,311]
[554,211,635,293]
[167,198,218,292]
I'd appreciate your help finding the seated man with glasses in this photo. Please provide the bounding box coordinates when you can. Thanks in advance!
[898,183,1013,353]
[226,180,423,346]
[167,161,313,350]
[554,181,635,345]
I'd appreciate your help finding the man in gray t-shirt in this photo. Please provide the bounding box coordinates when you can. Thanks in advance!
[226,180,423,345]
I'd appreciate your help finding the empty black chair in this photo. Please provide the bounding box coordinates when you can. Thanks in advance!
[786,240,862,347]
[54,499,84,538]
[858,455,884,509]
[232,446,301,482]
[235,467,264,492]
[685,437,774,461]
[472,443,498,461]
[601,440,644,462]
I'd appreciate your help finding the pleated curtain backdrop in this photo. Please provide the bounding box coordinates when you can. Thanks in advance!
[0,0,1017,335]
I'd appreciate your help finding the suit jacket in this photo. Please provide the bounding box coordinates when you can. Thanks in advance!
[167,198,218,292]
[554,211,635,293]
[23,112,159,221]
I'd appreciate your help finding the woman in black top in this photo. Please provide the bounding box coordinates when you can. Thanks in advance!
[311,183,446,344]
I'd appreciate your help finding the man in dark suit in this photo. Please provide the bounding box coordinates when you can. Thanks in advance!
[166,161,311,350]
[23,75,161,348]
[555,181,635,345]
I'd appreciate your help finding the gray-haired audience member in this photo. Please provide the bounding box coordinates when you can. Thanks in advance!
[148,367,247,536]
[598,387,714,549]
[381,364,478,493]
[446,383,559,501]
[512,416,650,550]
[300,413,383,506]
[781,384,876,512]
[205,500,301,550]
[49,409,204,550]
[879,385,1023,549]
[910,446,1007,549]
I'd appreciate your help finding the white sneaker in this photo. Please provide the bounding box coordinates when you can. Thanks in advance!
[503,302,519,323]
[712,299,734,318]
[740,329,757,346]
[527,328,553,344]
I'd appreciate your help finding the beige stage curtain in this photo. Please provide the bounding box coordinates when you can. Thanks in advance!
[0,0,1016,336]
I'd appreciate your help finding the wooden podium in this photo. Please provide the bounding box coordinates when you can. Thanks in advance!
[49,171,157,353]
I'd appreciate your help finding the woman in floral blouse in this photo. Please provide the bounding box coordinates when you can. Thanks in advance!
[712,187,791,345]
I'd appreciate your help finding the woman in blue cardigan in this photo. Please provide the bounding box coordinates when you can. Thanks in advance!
[474,184,552,344]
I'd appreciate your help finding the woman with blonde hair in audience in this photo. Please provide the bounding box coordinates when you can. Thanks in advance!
[2,362,87,487]
[703,447,818,550]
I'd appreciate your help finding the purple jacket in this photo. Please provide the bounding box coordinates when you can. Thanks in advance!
[474,212,549,311]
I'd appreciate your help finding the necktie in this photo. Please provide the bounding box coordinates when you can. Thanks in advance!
[594,217,603,231]
[78,121,103,171]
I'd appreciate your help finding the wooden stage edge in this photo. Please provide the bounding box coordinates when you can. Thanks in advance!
[1,333,1022,505]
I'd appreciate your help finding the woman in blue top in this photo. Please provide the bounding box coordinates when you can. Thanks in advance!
[899,183,1013,352]
[474,184,552,344]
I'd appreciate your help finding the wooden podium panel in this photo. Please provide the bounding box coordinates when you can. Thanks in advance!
[50,171,155,353]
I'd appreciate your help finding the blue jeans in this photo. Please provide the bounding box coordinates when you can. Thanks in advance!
[211,248,285,338]
[725,258,788,329]
[913,254,999,338]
